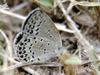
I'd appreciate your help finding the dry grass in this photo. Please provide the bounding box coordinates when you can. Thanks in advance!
[0,0,100,75]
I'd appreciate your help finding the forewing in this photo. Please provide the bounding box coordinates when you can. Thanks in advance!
[21,8,62,49]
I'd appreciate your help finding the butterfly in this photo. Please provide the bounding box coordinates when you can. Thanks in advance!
[13,8,62,64]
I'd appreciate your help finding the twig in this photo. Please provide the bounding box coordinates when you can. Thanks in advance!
[23,67,40,75]
[67,16,94,50]
[66,2,74,15]
[10,2,29,12]
[0,29,12,57]
[57,0,100,73]
[58,0,100,74]
[55,23,74,33]
[0,30,13,75]
[0,9,26,20]
[57,0,94,53]
[0,63,40,75]
[62,0,100,7]
[0,51,40,75]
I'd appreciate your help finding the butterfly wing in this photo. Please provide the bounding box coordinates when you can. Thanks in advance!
[13,8,62,63]
[21,8,62,48]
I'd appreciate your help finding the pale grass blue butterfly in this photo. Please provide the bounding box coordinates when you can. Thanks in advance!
[13,8,62,64]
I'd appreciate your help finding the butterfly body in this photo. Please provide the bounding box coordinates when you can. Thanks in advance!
[13,8,62,64]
